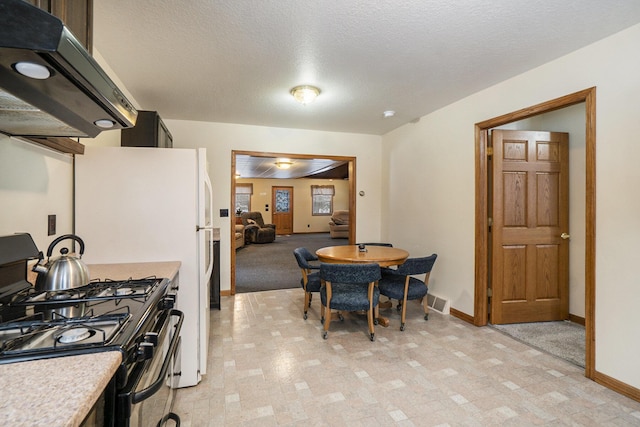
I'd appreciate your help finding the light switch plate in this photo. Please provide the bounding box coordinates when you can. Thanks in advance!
[47,214,56,236]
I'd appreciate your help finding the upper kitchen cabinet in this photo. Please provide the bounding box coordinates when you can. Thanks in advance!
[121,111,173,148]
[25,0,93,53]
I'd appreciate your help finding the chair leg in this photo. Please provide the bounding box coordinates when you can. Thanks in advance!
[421,297,429,321]
[320,303,325,324]
[323,304,331,339]
[367,283,376,341]
[400,294,409,331]
[367,310,376,341]
[368,308,375,341]
[303,291,310,320]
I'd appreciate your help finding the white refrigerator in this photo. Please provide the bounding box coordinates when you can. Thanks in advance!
[74,146,213,388]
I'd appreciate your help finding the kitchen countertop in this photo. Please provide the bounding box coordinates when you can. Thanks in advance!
[0,261,181,427]
[0,352,122,427]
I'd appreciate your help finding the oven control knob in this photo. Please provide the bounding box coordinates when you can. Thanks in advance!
[144,332,159,346]
[161,294,176,309]
[137,342,154,361]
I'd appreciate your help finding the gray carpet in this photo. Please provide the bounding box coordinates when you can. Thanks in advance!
[491,320,585,368]
[235,233,347,293]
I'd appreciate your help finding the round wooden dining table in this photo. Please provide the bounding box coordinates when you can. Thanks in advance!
[315,245,409,327]
[316,245,409,267]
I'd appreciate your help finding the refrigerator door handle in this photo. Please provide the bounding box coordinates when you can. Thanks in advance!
[203,162,214,281]
[205,234,214,280]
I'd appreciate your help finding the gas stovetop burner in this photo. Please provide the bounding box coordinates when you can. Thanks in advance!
[57,327,92,344]
[0,310,131,356]
[9,277,162,308]
[114,287,133,296]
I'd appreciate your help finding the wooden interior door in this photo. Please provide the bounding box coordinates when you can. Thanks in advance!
[490,130,570,324]
[272,186,293,235]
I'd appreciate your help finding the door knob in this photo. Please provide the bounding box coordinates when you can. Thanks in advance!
[561,233,570,240]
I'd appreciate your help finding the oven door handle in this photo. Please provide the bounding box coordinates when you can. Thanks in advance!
[131,309,184,404]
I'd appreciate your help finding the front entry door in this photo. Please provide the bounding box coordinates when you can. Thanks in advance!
[490,130,570,324]
[272,186,293,235]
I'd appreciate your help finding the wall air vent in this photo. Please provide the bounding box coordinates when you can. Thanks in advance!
[426,293,450,315]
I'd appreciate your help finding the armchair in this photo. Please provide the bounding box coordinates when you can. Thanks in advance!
[378,254,438,331]
[293,247,321,320]
[241,211,276,244]
[234,224,245,250]
[319,262,381,341]
[328,210,349,239]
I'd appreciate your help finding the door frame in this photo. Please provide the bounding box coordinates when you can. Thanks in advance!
[231,150,356,295]
[474,87,596,379]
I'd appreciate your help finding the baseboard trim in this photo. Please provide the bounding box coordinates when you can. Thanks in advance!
[568,314,586,326]
[450,307,475,324]
[221,290,231,297]
[594,370,640,403]
[291,231,332,235]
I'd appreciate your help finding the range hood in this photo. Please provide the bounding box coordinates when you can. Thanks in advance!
[0,0,137,138]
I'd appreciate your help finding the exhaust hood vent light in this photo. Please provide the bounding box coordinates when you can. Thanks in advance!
[14,62,51,80]
[94,119,115,129]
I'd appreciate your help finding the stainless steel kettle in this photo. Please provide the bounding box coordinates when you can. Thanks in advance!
[33,234,90,292]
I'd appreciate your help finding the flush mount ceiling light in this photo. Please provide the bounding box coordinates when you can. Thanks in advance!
[383,110,396,118]
[275,159,293,169]
[290,85,320,105]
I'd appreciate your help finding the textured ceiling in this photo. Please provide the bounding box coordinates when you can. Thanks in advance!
[235,156,348,179]
[94,1,640,136]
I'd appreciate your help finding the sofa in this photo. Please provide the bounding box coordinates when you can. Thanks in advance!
[329,210,349,239]
[235,224,245,250]
[241,211,276,244]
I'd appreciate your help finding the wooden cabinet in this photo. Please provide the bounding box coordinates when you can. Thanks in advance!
[121,111,173,148]
[26,0,93,52]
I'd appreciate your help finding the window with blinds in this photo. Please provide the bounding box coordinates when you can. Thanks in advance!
[235,184,253,213]
[311,185,334,215]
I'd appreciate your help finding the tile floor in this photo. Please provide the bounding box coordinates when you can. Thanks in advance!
[174,289,640,426]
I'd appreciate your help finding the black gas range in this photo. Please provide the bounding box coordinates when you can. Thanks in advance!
[0,234,183,426]
[0,277,171,365]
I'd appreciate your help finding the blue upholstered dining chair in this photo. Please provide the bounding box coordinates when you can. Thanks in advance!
[378,254,437,331]
[293,247,321,320]
[319,262,382,341]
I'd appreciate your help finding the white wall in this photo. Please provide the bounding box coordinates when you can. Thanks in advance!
[0,135,74,253]
[162,120,382,295]
[382,24,640,388]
